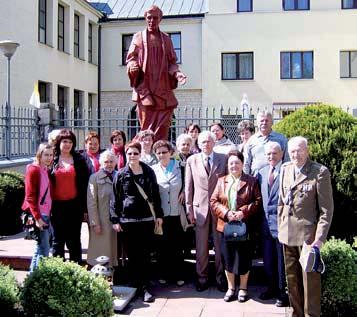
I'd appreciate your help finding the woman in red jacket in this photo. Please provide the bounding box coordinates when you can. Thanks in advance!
[22,143,54,272]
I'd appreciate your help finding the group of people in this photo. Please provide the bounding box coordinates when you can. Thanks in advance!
[22,110,333,317]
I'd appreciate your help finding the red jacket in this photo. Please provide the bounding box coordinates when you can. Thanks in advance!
[21,164,50,220]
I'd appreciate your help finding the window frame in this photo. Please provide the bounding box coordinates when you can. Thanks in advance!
[237,0,253,12]
[342,0,357,9]
[280,51,314,79]
[122,34,133,65]
[168,32,182,64]
[38,0,46,44]
[73,89,82,127]
[88,23,93,63]
[283,0,310,11]
[340,51,357,78]
[74,14,80,58]
[58,4,65,52]
[221,52,254,80]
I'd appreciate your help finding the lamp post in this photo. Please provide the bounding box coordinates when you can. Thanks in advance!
[0,40,20,159]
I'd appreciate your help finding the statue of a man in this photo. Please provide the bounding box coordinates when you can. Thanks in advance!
[126,5,187,141]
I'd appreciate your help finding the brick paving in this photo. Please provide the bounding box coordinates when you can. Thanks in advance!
[0,225,289,317]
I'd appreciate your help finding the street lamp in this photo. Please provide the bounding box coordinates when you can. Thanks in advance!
[0,40,20,159]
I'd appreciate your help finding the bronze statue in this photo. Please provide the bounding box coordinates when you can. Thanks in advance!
[126,5,187,141]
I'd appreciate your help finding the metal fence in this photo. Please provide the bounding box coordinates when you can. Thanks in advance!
[0,104,304,160]
[0,105,39,160]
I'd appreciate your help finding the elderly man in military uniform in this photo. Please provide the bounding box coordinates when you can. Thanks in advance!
[278,136,333,317]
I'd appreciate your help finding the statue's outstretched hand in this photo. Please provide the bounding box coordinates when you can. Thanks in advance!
[176,71,187,85]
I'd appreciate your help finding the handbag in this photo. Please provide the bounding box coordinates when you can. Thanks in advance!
[299,242,325,273]
[134,181,163,235]
[223,221,247,242]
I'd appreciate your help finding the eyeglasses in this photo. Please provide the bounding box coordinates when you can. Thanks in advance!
[127,152,140,156]
[156,151,169,155]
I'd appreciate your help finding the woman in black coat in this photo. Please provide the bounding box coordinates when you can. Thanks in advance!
[110,141,163,303]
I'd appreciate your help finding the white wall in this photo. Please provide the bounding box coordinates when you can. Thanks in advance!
[202,5,357,111]
[0,0,101,108]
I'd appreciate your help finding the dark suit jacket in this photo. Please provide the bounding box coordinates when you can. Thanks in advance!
[278,159,334,246]
[185,152,227,226]
[257,164,281,238]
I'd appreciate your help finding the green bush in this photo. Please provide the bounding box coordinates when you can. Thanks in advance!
[21,257,114,316]
[321,238,357,317]
[274,104,357,241]
[0,171,25,236]
[0,264,20,315]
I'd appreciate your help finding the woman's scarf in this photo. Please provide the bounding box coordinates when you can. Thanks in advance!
[112,145,125,169]
[87,151,100,173]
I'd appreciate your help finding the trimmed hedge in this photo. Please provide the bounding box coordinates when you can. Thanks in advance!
[0,171,25,236]
[20,257,114,316]
[321,238,357,317]
[0,264,20,315]
[274,104,357,242]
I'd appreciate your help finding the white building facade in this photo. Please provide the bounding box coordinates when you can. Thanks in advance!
[203,0,357,115]
[0,0,102,117]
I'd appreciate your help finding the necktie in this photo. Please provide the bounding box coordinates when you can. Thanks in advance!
[204,157,211,175]
[268,166,275,190]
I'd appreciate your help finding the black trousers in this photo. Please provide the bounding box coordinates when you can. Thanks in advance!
[158,215,184,281]
[51,199,83,264]
[121,220,154,291]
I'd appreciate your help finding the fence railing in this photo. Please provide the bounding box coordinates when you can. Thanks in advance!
[1,103,332,160]
[0,106,39,160]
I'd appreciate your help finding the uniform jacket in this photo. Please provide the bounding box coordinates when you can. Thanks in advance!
[185,152,227,226]
[126,29,179,109]
[278,159,334,246]
[257,164,281,238]
[210,173,262,232]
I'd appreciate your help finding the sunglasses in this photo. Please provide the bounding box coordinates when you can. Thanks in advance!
[156,151,169,155]
[127,152,140,156]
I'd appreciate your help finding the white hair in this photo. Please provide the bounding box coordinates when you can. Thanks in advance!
[197,131,216,148]
[48,129,61,146]
[99,150,118,168]
[176,133,192,146]
[288,136,308,150]
[264,141,282,153]
[257,111,273,120]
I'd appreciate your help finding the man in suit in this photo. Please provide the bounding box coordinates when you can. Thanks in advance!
[185,131,228,291]
[243,111,288,176]
[278,136,334,317]
[257,141,289,307]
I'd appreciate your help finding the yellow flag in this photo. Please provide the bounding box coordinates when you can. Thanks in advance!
[29,82,41,108]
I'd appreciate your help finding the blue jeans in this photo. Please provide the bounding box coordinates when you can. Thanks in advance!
[30,214,53,272]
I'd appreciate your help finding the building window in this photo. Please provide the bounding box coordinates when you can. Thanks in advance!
[122,34,133,65]
[340,51,357,78]
[58,86,67,125]
[281,51,313,79]
[39,81,51,103]
[283,0,310,10]
[88,23,93,63]
[222,52,254,80]
[237,0,253,12]
[58,4,64,51]
[168,32,182,64]
[74,14,80,58]
[342,0,357,9]
[38,0,46,43]
[74,90,82,127]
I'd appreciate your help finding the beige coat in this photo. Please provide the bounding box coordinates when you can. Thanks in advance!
[87,169,118,266]
[278,159,334,246]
